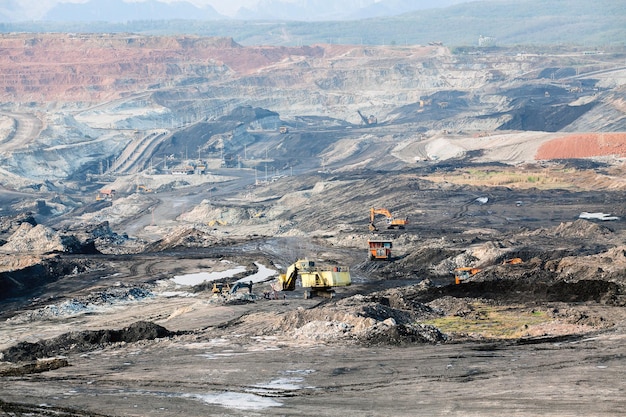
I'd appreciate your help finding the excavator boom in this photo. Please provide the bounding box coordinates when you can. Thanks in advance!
[276,262,298,291]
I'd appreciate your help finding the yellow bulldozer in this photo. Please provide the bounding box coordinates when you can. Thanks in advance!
[272,259,351,299]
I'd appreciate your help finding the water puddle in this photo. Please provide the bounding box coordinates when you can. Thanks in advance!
[186,392,282,410]
[248,377,304,393]
[172,266,247,286]
[235,262,276,283]
[172,262,276,286]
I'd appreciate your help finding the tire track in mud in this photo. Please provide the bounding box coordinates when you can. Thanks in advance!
[128,258,161,278]
[0,399,111,417]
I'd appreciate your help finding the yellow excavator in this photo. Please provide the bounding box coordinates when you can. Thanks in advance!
[272,259,351,299]
[369,207,409,231]
[136,185,153,193]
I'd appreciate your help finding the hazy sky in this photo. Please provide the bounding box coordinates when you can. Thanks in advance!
[10,0,296,19]
[8,0,474,21]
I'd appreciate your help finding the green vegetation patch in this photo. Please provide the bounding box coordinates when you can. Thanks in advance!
[423,303,550,339]
[427,167,582,190]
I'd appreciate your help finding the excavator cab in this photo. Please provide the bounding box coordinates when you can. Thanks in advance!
[454,267,481,284]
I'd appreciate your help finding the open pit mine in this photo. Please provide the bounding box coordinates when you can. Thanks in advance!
[0,33,625,416]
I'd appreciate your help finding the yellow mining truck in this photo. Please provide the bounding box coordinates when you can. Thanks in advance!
[273,259,351,299]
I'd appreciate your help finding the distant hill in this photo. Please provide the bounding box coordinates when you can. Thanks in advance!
[234,0,468,21]
[43,0,224,22]
[0,0,623,47]
[0,0,470,23]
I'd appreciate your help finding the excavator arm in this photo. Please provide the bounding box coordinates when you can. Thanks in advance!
[369,208,391,231]
[276,263,298,291]
[272,259,351,299]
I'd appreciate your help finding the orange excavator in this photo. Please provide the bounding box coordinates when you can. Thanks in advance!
[454,267,481,284]
[369,207,409,231]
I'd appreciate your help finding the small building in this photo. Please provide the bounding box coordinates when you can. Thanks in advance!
[171,166,194,175]
[478,35,496,47]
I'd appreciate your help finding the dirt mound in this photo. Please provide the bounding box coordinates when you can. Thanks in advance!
[0,256,92,303]
[553,246,626,281]
[529,219,614,239]
[146,226,224,251]
[0,212,37,238]
[0,321,173,362]
[179,200,250,225]
[359,322,446,346]
[7,286,153,324]
[422,279,622,305]
[0,223,93,254]
[537,133,626,159]
[0,358,69,377]
[270,291,447,345]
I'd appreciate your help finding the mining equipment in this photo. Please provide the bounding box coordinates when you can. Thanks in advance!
[272,259,351,299]
[212,282,231,294]
[136,185,153,193]
[96,189,116,201]
[212,281,253,295]
[369,207,409,231]
[208,219,227,227]
[230,281,253,294]
[357,110,377,126]
[279,126,289,133]
[368,239,393,261]
[454,267,481,285]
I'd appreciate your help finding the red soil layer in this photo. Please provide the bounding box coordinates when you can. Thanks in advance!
[536,133,626,159]
[0,34,326,101]
[0,33,437,102]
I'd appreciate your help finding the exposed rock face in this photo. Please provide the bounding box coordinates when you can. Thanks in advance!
[0,33,624,186]
[146,226,224,251]
[0,34,325,102]
[0,212,37,237]
[1,223,86,254]
[537,133,626,159]
[0,321,172,362]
